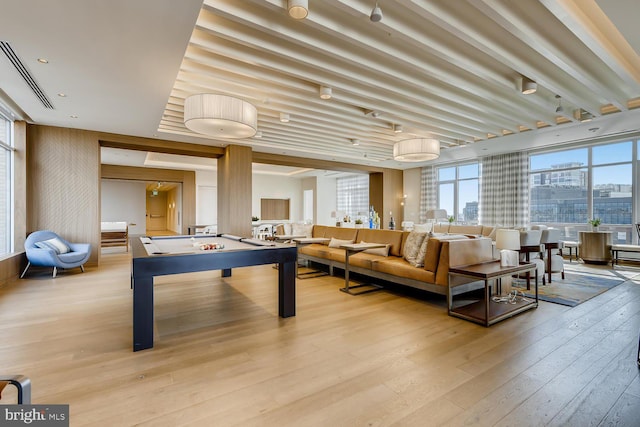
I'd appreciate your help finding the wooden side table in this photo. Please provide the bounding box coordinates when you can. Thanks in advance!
[448,261,538,326]
[339,243,386,295]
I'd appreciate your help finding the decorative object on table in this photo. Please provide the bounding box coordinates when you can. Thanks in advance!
[588,217,601,231]
[252,216,260,222]
[355,219,363,228]
[447,215,455,224]
[388,211,395,230]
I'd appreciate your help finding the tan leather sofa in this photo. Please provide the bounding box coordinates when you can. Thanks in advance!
[298,225,495,296]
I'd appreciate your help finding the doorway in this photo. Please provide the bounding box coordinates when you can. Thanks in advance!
[145,181,182,236]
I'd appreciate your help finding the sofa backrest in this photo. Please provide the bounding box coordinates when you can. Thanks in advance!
[355,229,404,257]
[435,237,494,285]
[448,224,483,235]
[321,226,359,242]
[312,225,328,238]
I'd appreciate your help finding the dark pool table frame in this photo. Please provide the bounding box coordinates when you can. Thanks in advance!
[131,235,297,351]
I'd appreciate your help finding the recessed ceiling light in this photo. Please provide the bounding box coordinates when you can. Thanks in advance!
[37,58,48,64]
[70,115,78,118]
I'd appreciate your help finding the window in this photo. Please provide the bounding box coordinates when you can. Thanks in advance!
[529,141,634,243]
[0,109,12,255]
[436,163,479,222]
[336,174,369,219]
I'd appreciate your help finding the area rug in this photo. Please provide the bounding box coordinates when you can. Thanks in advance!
[512,266,630,307]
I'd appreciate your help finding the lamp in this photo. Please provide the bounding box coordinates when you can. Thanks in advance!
[393,138,440,162]
[184,94,257,138]
[574,108,593,122]
[319,85,332,99]
[370,2,383,22]
[288,0,308,19]
[521,77,537,95]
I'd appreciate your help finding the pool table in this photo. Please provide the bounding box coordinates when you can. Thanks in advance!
[131,234,297,351]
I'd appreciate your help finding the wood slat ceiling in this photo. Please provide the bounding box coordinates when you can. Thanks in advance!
[159,0,640,166]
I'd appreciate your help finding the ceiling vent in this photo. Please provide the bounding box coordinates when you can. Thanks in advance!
[0,41,54,109]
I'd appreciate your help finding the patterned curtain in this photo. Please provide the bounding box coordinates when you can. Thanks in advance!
[419,166,437,223]
[336,174,369,218]
[480,152,529,227]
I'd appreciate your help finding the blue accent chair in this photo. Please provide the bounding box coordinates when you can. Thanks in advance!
[21,230,91,278]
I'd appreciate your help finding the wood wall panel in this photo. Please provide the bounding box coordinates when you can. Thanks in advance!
[369,170,403,229]
[27,125,101,265]
[218,145,252,237]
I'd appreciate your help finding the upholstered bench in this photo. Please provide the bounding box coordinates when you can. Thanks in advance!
[611,244,640,266]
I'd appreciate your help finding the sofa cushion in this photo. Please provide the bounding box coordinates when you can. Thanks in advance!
[324,226,358,241]
[328,237,354,248]
[299,243,331,258]
[338,252,382,269]
[374,257,437,283]
[312,225,328,238]
[355,229,404,256]
[403,231,428,267]
[360,242,390,257]
[35,237,71,254]
[448,225,483,235]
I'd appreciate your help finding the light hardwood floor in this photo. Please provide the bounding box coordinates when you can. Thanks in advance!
[2,254,640,426]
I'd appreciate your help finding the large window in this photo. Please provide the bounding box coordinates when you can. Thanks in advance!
[436,163,479,222]
[0,109,12,255]
[529,141,634,243]
[336,174,369,220]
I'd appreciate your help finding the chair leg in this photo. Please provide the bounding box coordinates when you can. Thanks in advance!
[562,271,565,280]
[52,266,57,278]
[80,265,85,273]
[19,262,31,279]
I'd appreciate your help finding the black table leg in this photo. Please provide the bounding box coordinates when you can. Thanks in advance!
[279,261,296,317]
[133,276,154,351]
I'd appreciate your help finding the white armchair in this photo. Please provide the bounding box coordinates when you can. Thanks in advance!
[541,228,565,283]
[519,230,545,288]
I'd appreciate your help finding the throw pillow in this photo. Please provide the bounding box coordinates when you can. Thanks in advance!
[413,223,433,233]
[328,237,354,248]
[411,236,430,268]
[403,231,427,265]
[360,241,390,256]
[35,237,71,254]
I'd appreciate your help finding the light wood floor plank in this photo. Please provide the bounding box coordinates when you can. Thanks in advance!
[1,252,639,426]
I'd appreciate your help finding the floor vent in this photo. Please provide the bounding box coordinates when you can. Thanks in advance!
[0,41,54,109]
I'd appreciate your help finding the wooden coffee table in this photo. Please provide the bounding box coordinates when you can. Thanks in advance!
[448,261,538,326]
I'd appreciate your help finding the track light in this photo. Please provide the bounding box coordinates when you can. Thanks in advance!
[280,113,290,123]
[393,124,403,133]
[350,138,360,146]
[574,109,593,123]
[364,109,380,118]
[370,2,383,22]
[319,85,332,99]
[521,77,537,95]
[555,95,564,113]
[288,0,308,19]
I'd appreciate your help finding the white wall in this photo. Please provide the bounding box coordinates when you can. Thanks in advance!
[195,170,217,225]
[315,175,337,226]
[101,179,147,235]
[403,167,422,223]
[252,174,303,222]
